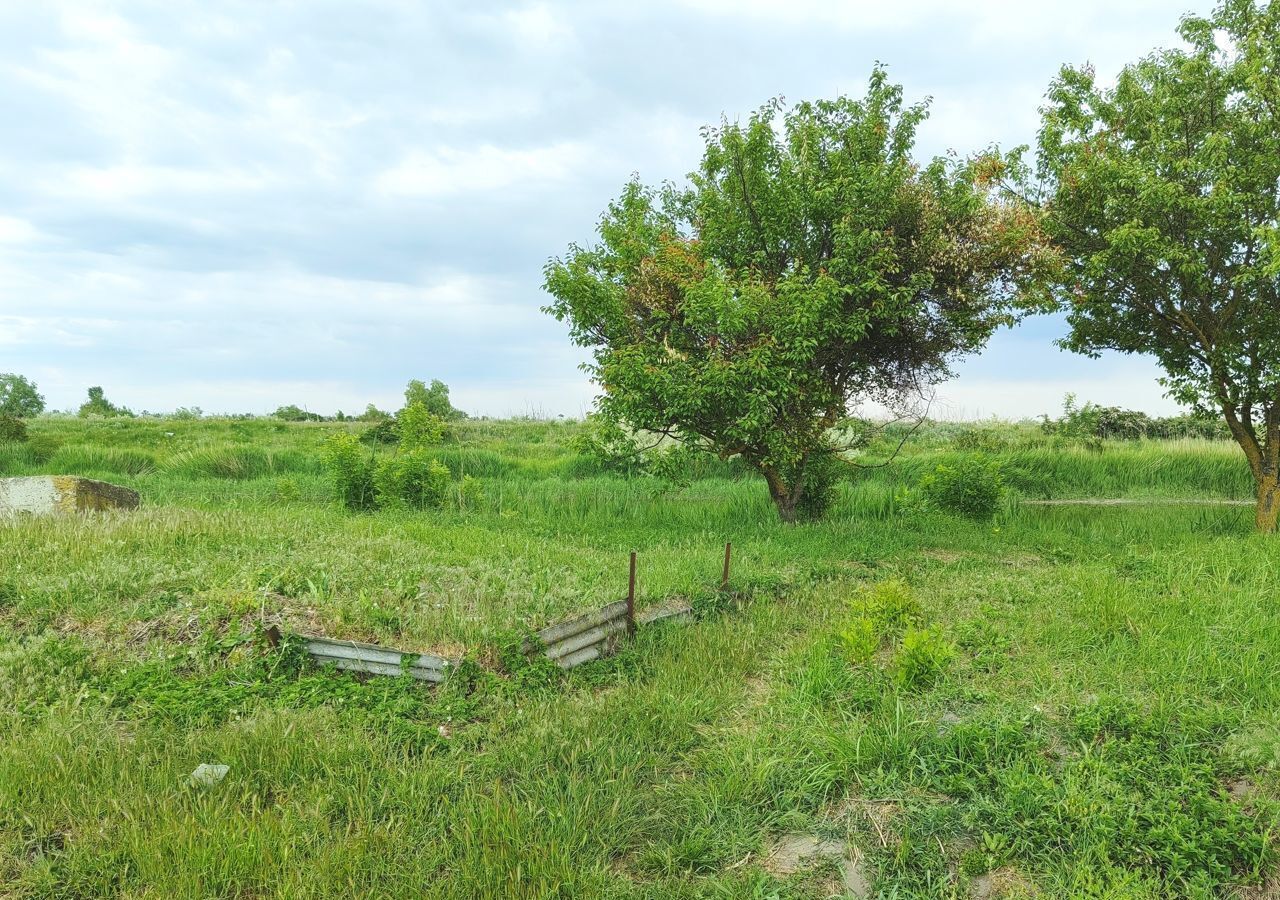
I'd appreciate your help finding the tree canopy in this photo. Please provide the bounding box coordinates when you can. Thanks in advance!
[78,386,132,419]
[0,373,45,418]
[1034,0,1280,530]
[404,379,466,421]
[544,70,1053,521]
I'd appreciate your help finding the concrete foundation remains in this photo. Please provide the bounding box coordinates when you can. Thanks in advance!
[0,476,140,516]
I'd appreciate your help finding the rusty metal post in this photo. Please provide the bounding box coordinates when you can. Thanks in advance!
[721,542,732,591]
[626,550,637,635]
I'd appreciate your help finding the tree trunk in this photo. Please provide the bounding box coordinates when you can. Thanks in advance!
[761,466,803,524]
[1257,472,1279,534]
[1220,403,1279,534]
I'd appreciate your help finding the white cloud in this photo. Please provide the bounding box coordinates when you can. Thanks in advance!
[0,216,44,244]
[374,143,591,197]
[0,0,1216,418]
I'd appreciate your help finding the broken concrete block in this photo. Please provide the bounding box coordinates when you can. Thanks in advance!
[0,476,140,516]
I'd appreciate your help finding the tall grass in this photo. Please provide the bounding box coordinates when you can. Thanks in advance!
[160,446,319,479]
[46,444,157,476]
[3,416,1279,897]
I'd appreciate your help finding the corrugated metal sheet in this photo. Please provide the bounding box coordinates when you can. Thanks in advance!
[303,635,454,683]
[526,599,632,669]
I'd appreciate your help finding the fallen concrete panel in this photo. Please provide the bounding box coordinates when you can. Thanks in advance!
[0,476,140,516]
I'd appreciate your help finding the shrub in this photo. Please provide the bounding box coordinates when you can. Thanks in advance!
[273,404,323,422]
[77,386,132,418]
[0,415,28,443]
[919,457,1005,521]
[373,451,451,509]
[892,626,955,689]
[321,433,375,509]
[359,418,400,446]
[795,451,845,522]
[397,401,447,451]
[570,414,647,475]
[853,578,920,632]
[1040,393,1228,441]
[952,428,1009,454]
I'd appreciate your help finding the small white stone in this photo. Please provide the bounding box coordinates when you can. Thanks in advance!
[189,763,230,786]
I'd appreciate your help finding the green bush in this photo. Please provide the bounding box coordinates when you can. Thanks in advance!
[359,418,400,446]
[321,433,375,510]
[892,626,956,689]
[853,578,920,632]
[397,401,447,451]
[373,451,451,509]
[77,386,133,418]
[0,415,27,443]
[952,428,1009,454]
[919,457,1005,521]
[273,404,323,422]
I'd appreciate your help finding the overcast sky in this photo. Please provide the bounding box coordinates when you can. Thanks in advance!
[0,0,1215,419]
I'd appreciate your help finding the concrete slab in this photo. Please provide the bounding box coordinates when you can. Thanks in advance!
[0,476,139,516]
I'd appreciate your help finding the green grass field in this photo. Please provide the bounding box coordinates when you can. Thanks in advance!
[3,416,1279,898]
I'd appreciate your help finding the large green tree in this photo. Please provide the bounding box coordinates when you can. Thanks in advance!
[404,379,466,421]
[0,373,44,418]
[1035,0,1280,531]
[544,71,1052,522]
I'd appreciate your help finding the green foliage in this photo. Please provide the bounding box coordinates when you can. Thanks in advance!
[793,450,845,522]
[0,415,28,443]
[838,579,922,667]
[457,474,485,510]
[273,477,302,503]
[853,578,920,633]
[4,415,1280,897]
[359,403,393,422]
[404,378,466,421]
[396,401,447,451]
[321,432,375,510]
[569,413,707,483]
[919,457,1005,521]
[0,372,45,418]
[273,404,323,422]
[837,616,879,665]
[26,433,62,463]
[544,69,1053,522]
[359,417,399,446]
[892,625,956,689]
[1041,394,1226,442]
[569,414,651,476]
[1035,0,1280,528]
[78,386,132,418]
[373,451,451,509]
